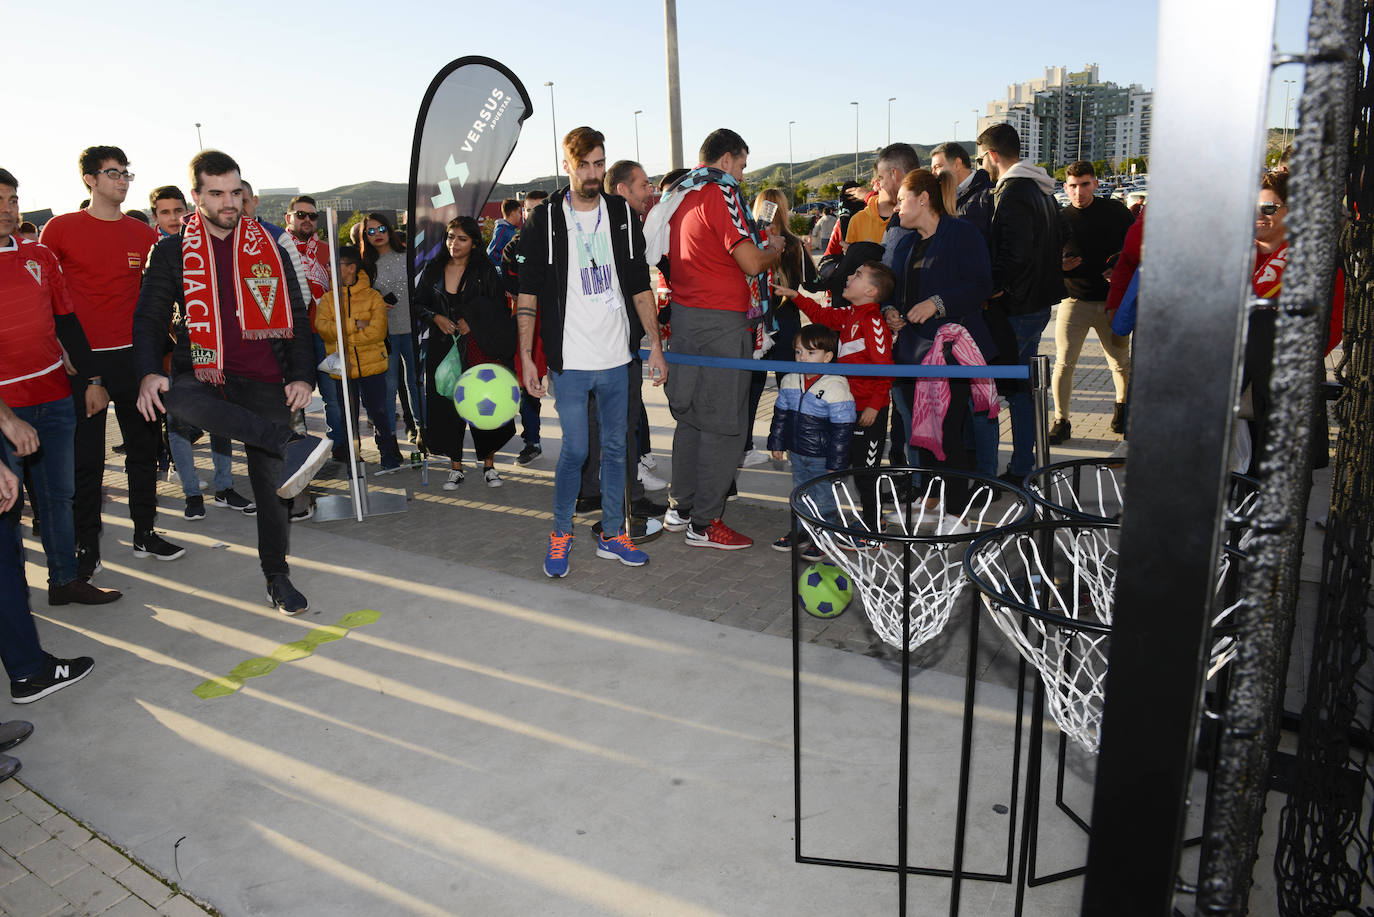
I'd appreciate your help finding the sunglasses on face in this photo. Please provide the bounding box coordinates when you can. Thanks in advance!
[292,210,318,221]
[1258,202,1283,216]
[92,168,134,181]
[365,226,388,236]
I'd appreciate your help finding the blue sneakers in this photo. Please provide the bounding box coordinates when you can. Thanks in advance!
[545,531,573,577]
[596,532,648,567]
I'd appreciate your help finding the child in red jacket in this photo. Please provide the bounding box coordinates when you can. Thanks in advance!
[775,261,895,529]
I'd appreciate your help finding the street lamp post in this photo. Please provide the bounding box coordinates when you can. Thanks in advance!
[954,120,959,141]
[1281,79,1296,149]
[851,101,859,181]
[887,97,895,145]
[788,120,795,187]
[544,81,558,186]
[634,109,643,163]
[195,122,203,150]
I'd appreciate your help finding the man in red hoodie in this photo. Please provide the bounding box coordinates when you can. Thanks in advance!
[775,260,895,528]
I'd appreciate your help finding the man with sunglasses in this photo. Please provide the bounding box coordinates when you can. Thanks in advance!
[283,196,345,462]
[40,146,184,576]
[1051,160,1134,442]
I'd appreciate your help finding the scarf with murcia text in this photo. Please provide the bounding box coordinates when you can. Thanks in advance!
[182,212,293,383]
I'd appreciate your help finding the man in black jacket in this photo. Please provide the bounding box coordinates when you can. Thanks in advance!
[515,127,667,578]
[930,142,994,244]
[132,150,330,615]
[977,123,1064,482]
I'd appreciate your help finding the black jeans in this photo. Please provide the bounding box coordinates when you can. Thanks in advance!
[849,405,889,529]
[71,348,161,557]
[164,373,294,578]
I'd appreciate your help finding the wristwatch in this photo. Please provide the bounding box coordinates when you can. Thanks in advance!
[88,376,103,387]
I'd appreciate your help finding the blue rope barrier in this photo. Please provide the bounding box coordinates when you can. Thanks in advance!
[637,349,1030,380]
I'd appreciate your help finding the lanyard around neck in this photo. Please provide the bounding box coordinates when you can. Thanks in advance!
[566,196,603,269]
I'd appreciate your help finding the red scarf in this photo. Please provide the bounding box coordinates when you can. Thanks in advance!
[182,213,293,384]
[1253,242,1287,298]
[295,233,330,303]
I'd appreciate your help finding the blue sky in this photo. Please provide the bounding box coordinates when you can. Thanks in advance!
[12,0,1312,216]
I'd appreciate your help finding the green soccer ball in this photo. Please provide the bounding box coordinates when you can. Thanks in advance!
[453,363,521,430]
[798,562,853,619]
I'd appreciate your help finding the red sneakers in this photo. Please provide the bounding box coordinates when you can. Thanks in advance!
[685,518,753,550]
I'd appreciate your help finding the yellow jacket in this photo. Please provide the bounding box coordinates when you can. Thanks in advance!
[314,271,390,380]
[844,195,893,246]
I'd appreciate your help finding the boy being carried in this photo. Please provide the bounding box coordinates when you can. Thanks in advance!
[768,324,856,560]
[774,261,895,529]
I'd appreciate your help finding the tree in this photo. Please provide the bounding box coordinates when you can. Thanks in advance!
[819,181,842,199]
[1091,159,1109,178]
[765,166,787,191]
[1053,165,1068,182]
[793,181,811,205]
[337,210,365,248]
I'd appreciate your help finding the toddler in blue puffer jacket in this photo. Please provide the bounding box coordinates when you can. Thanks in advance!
[768,323,856,557]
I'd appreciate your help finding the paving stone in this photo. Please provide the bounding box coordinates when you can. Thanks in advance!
[17,838,88,885]
[0,848,24,886]
[0,872,71,916]
[157,894,212,916]
[9,790,56,824]
[43,814,92,850]
[0,781,26,803]
[73,839,129,879]
[0,812,54,855]
[100,895,159,916]
[113,864,172,908]
[53,864,130,913]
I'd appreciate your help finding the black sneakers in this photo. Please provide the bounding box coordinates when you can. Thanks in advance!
[184,495,206,520]
[11,655,94,704]
[277,434,332,499]
[132,530,186,561]
[515,443,542,465]
[0,721,33,751]
[214,489,257,514]
[1048,419,1072,445]
[267,575,308,615]
[48,579,122,606]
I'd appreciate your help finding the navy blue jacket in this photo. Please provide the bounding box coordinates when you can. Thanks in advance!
[956,169,995,245]
[767,372,856,469]
[892,215,995,361]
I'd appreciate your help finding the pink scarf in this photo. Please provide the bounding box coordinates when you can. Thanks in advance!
[909,324,999,461]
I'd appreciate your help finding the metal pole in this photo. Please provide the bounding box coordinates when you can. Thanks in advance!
[543,82,558,186]
[954,120,960,142]
[1281,78,1295,152]
[787,120,795,187]
[325,208,365,523]
[850,102,859,180]
[887,97,895,145]
[634,109,643,164]
[195,122,203,150]
[1080,0,1277,910]
[664,0,684,170]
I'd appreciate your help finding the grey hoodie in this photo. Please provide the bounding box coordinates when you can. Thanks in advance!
[997,160,1058,194]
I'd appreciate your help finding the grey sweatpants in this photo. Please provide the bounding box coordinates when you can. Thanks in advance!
[664,304,751,526]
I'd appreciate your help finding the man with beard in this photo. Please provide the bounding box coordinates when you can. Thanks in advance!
[133,150,330,615]
[516,128,667,577]
[40,146,182,574]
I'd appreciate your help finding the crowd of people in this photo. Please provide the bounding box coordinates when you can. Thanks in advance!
[0,122,1308,775]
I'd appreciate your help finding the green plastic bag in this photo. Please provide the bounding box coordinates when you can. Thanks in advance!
[434,335,463,400]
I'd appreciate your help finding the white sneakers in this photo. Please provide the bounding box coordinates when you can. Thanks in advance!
[638,459,667,491]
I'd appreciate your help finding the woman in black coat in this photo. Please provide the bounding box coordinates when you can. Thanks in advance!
[413,216,516,489]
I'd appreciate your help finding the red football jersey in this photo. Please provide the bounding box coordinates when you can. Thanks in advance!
[40,210,157,351]
[0,239,74,406]
[667,186,751,312]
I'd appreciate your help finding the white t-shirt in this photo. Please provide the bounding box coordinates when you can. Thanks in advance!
[560,197,630,372]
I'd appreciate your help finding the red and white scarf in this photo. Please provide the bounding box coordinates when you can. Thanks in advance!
[294,233,331,303]
[182,212,293,384]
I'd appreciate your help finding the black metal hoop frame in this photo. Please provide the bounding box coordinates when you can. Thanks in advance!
[789,467,1035,917]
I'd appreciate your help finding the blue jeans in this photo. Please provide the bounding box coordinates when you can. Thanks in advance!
[552,367,628,535]
[2,397,78,586]
[968,402,999,477]
[167,430,233,497]
[790,453,837,523]
[519,391,542,447]
[0,497,45,680]
[313,335,345,450]
[385,333,422,434]
[890,383,913,466]
[1005,309,1050,475]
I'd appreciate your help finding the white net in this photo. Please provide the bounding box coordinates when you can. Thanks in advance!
[794,471,1029,651]
[969,525,1117,753]
[1026,460,1127,523]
